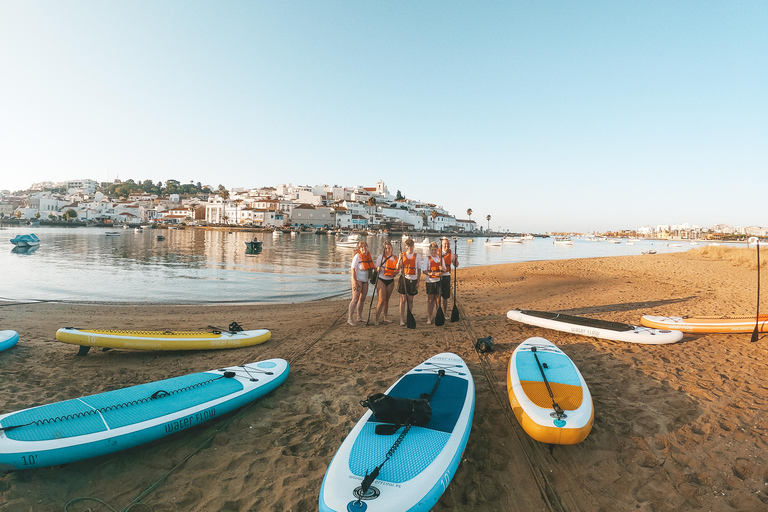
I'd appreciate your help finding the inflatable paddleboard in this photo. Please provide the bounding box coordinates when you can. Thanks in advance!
[320,353,475,512]
[55,327,271,353]
[507,309,683,344]
[0,331,19,352]
[640,315,768,333]
[507,337,593,445]
[0,358,289,470]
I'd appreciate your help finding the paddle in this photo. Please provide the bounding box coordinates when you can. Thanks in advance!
[435,245,445,326]
[752,238,761,343]
[366,247,386,326]
[451,239,459,322]
[530,346,564,420]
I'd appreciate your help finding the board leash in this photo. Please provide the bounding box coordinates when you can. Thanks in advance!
[357,369,445,502]
[530,347,565,420]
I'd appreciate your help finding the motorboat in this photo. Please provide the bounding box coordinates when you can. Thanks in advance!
[156,235,165,241]
[484,239,502,247]
[245,238,263,253]
[502,236,523,244]
[134,227,143,233]
[105,232,121,236]
[553,236,574,245]
[10,234,40,247]
[521,234,534,240]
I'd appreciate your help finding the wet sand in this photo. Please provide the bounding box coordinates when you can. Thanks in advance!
[1,251,767,511]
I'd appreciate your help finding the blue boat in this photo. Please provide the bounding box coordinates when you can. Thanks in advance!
[0,358,289,470]
[10,234,40,247]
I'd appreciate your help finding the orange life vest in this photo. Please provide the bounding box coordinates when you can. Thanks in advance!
[442,250,452,270]
[402,253,417,276]
[381,256,398,278]
[426,256,442,279]
[355,250,374,271]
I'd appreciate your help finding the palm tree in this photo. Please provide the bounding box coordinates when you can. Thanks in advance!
[486,214,491,234]
[367,196,376,214]
[467,208,473,232]
[431,210,438,231]
[233,199,243,225]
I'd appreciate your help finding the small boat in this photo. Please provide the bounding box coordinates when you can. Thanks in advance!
[122,225,128,229]
[347,234,360,242]
[667,243,682,247]
[502,236,523,244]
[414,237,431,247]
[553,236,574,245]
[10,234,40,247]
[134,227,143,233]
[608,239,621,244]
[627,238,641,242]
[484,239,502,247]
[467,238,474,243]
[156,235,165,241]
[272,230,281,238]
[105,232,121,237]
[245,239,263,253]
[521,234,534,241]
[642,250,657,255]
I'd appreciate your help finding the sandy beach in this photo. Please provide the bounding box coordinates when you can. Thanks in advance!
[2,251,768,512]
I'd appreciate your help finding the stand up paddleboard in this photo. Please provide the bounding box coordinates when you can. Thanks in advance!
[0,331,19,353]
[0,359,289,470]
[55,327,271,355]
[507,309,683,344]
[320,353,475,512]
[640,315,768,334]
[507,337,593,445]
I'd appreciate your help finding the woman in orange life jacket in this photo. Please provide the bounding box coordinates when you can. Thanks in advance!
[422,242,447,324]
[397,238,421,326]
[348,240,373,326]
[374,240,398,325]
[440,236,459,316]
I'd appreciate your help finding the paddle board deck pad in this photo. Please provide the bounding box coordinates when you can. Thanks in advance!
[0,331,19,352]
[640,315,768,334]
[55,327,271,353]
[320,353,475,512]
[507,309,683,344]
[507,337,593,445]
[0,358,288,470]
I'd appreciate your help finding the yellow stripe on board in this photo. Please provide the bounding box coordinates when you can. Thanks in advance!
[520,380,583,410]
[80,330,220,338]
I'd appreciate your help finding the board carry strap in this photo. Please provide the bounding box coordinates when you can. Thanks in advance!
[530,347,565,420]
[357,369,446,502]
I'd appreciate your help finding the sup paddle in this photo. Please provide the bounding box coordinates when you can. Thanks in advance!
[366,247,386,326]
[752,238,761,342]
[399,241,416,329]
[435,245,445,326]
[451,239,459,322]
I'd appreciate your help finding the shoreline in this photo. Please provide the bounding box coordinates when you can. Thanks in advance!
[2,251,767,511]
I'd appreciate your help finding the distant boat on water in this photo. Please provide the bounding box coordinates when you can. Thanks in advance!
[10,234,40,247]
[553,236,574,245]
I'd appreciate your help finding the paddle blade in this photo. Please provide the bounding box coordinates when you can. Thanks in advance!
[435,306,445,326]
[451,304,459,322]
[751,327,759,343]
[406,306,416,329]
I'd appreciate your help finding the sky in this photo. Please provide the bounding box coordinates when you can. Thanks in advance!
[0,1,766,233]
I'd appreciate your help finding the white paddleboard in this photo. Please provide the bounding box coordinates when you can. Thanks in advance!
[507,309,683,344]
[320,353,475,512]
[0,331,19,353]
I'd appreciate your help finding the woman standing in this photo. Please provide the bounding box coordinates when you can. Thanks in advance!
[422,242,446,324]
[348,240,373,326]
[398,238,421,326]
[440,236,458,316]
[374,240,398,325]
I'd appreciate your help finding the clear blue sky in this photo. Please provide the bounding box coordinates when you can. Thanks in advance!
[1,1,765,232]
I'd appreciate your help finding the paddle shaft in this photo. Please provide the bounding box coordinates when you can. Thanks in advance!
[366,248,387,326]
[531,347,564,419]
[753,240,761,342]
[451,239,459,322]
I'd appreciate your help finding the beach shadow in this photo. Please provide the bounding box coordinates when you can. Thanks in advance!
[557,296,697,315]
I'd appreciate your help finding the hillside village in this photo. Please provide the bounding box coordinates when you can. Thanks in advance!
[0,179,479,233]
[1,178,764,238]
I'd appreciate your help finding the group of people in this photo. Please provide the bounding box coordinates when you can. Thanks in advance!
[348,236,459,327]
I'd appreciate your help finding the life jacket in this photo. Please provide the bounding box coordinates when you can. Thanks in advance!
[442,250,452,270]
[426,256,442,279]
[402,253,417,276]
[381,256,398,278]
[355,250,374,271]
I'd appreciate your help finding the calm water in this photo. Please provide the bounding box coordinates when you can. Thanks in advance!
[1,227,709,304]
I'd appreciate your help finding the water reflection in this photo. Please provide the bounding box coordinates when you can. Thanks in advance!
[0,227,709,304]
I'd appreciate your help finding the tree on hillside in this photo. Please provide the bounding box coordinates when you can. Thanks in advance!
[396,190,404,200]
[217,185,230,200]
[367,196,376,215]
[431,210,438,231]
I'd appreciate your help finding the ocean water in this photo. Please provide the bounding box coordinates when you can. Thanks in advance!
[0,227,712,304]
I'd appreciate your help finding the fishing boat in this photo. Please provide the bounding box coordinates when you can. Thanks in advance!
[10,234,40,247]
[245,238,263,253]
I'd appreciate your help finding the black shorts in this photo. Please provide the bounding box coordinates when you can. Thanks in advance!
[440,275,451,299]
[398,278,418,296]
[425,281,440,296]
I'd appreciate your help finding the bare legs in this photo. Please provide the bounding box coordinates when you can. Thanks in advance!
[375,280,394,325]
[348,280,369,326]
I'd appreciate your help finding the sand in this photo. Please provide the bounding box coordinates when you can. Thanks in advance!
[1,251,768,512]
